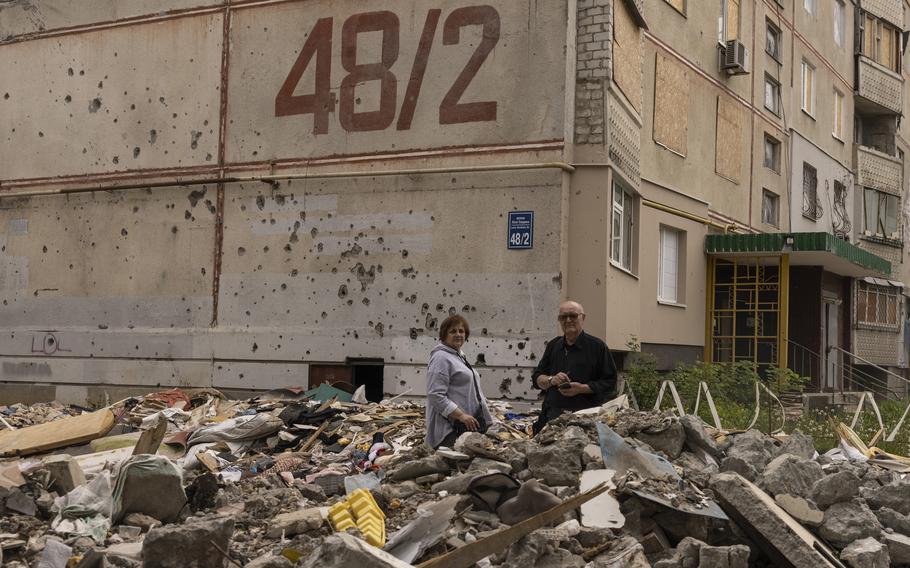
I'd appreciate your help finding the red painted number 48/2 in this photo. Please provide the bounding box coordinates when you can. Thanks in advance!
[275,6,501,133]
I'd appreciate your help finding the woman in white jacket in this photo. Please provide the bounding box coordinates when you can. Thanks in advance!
[425,314,494,449]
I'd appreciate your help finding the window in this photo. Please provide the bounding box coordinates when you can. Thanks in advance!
[766,21,781,60]
[719,0,740,42]
[764,74,780,115]
[863,188,899,239]
[659,227,684,304]
[834,0,845,47]
[804,0,816,16]
[833,90,844,140]
[802,162,821,220]
[762,190,779,227]
[611,183,636,271]
[861,14,901,72]
[801,60,815,116]
[664,0,685,14]
[763,134,780,172]
[856,281,901,330]
[832,180,850,237]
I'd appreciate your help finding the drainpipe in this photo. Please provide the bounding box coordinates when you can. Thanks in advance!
[641,199,737,233]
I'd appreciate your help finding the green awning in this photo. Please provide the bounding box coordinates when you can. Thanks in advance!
[705,232,891,277]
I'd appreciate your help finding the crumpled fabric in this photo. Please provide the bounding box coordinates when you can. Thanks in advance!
[51,471,113,543]
[187,413,284,446]
[112,454,186,524]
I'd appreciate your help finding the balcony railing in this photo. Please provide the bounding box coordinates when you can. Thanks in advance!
[854,144,902,194]
[856,56,903,115]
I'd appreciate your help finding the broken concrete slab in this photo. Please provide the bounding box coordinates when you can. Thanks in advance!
[710,472,839,567]
[774,494,823,527]
[759,454,824,499]
[526,426,588,486]
[840,537,890,568]
[775,430,817,460]
[865,479,910,516]
[5,488,37,516]
[388,455,451,482]
[243,555,293,568]
[679,414,721,458]
[265,507,324,538]
[818,501,882,549]
[882,532,910,565]
[142,516,234,568]
[579,469,623,529]
[631,421,686,460]
[301,533,414,568]
[43,454,87,495]
[812,470,862,509]
[874,507,910,536]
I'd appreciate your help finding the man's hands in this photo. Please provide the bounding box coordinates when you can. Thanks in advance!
[557,381,593,397]
[539,372,592,397]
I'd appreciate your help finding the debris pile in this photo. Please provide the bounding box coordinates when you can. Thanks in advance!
[1,386,909,567]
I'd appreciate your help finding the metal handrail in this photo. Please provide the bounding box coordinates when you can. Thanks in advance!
[786,339,901,400]
[831,346,910,388]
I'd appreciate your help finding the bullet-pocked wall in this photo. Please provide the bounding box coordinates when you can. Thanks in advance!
[0,0,575,404]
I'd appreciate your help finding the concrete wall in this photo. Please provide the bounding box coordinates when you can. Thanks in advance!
[0,0,576,403]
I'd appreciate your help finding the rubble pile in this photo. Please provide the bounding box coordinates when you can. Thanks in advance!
[1,387,910,567]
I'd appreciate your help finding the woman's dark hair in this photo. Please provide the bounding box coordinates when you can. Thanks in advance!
[439,314,470,341]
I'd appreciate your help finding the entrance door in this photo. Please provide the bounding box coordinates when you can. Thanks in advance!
[822,300,839,389]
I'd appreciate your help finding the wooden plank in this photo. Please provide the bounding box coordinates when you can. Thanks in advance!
[0,409,116,457]
[132,416,168,456]
[417,483,609,568]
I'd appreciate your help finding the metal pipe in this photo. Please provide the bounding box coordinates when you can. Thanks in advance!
[259,161,576,182]
[0,162,576,199]
[641,199,737,233]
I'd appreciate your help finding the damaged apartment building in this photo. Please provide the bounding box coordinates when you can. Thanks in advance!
[0,0,909,406]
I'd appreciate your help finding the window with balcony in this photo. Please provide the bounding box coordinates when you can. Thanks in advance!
[612,182,637,272]
[763,134,780,172]
[764,74,780,115]
[861,14,901,73]
[801,60,815,116]
[833,89,844,140]
[833,180,851,238]
[762,189,779,227]
[856,281,901,330]
[863,188,899,239]
[766,21,781,61]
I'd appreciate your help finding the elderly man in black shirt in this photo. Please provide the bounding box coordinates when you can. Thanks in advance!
[531,300,618,434]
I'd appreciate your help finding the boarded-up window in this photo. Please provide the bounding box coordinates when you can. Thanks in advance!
[653,53,688,156]
[715,95,743,182]
[665,0,685,13]
[613,0,642,112]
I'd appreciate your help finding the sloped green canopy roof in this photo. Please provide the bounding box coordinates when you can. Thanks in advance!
[705,232,891,277]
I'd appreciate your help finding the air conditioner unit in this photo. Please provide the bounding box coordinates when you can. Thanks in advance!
[721,39,750,75]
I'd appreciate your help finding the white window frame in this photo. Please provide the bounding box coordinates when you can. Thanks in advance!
[834,0,845,47]
[611,183,636,273]
[766,20,782,61]
[833,89,844,140]
[658,227,683,304]
[763,134,780,173]
[761,189,780,227]
[801,60,815,116]
[804,0,816,16]
[863,187,900,239]
[764,74,780,115]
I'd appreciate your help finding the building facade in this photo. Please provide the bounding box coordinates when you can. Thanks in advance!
[0,0,907,405]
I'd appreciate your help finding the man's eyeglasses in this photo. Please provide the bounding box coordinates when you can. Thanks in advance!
[558,312,581,321]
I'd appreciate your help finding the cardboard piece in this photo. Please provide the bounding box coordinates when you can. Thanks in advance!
[132,417,167,456]
[579,469,624,529]
[0,410,116,457]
